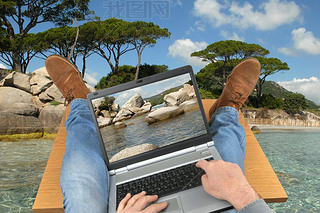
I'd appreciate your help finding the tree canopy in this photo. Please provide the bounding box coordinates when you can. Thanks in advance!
[0,0,92,73]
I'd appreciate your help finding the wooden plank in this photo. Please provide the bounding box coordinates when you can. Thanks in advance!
[33,100,287,213]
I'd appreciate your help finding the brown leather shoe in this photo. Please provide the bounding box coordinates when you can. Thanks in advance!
[209,58,261,118]
[45,55,90,105]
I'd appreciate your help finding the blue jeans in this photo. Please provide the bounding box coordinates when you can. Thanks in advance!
[61,99,245,212]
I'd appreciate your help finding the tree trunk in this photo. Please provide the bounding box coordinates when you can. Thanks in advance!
[82,55,86,78]
[12,52,22,73]
[134,53,142,80]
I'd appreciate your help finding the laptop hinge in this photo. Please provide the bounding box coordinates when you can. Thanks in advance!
[114,167,128,175]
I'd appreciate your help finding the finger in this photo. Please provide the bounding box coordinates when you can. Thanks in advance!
[142,201,168,213]
[133,195,159,210]
[196,159,209,170]
[126,191,146,207]
[117,193,131,211]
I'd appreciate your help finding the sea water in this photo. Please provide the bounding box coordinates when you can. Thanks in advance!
[256,129,320,212]
[0,130,319,212]
[0,140,54,213]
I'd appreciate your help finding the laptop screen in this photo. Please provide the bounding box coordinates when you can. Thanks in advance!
[90,72,208,163]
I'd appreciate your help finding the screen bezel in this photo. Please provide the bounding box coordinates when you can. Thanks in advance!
[87,65,213,171]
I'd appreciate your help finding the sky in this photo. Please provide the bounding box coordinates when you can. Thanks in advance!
[95,73,191,107]
[1,0,319,104]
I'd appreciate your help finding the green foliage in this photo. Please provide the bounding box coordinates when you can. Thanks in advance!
[95,64,168,89]
[99,96,116,111]
[284,93,309,115]
[198,88,218,99]
[50,100,62,106]
[248,94,284,109]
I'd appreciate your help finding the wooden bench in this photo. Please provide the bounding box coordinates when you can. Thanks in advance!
[33,99,288,213]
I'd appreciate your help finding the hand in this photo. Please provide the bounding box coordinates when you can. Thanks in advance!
[117,191,168,213]
[196,160,260,211]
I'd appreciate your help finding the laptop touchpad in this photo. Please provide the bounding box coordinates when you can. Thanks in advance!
[160,197,183,213]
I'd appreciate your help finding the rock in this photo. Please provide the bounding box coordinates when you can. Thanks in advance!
[113,108,135,123]
[0,112,43,135]
[30,74,52,95]
[183,84,195,98]
[38,104,66,133]
[101,110,111,118]
[0,71,31,93]
[0,87,34,111]
[110,143,159,162]
[39,84,64,103]
[122,93,144,109]
[179,99,199,112]
[164,90,189,107]
[4,103,39,117]
[251,126,261,134]
[111,103,120,112]
[32,67,50,78]
[114,122,127,129]
[97,116,113,128]
[144,106,184,124]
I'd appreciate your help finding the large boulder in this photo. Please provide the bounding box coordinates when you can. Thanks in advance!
[39,84,64,103]
[164,90,189,107]
[32,67,50,78]
[0,112,42,135]
[114,121,127,129]
[0,87,34,111]
[38,104,66,133]
[0,71,31,93]
[122,93,144,109]
[179,99,199,112]
[3,102,39,117]
[144,106,184,124]
[97,116,113,128]
[30,74,52,95]
[183,84,195,98]
[110,143,159,162]
[113,108,135,123]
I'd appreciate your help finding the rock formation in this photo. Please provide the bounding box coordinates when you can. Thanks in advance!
[0,67,94,135]
[109,143,159,162]
[144,106,184,124]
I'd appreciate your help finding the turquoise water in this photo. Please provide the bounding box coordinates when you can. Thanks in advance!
[0,140,54,213]
[0,130,319,212]
[256,129,320,212]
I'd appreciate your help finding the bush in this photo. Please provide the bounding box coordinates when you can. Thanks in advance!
[284,93,309,115]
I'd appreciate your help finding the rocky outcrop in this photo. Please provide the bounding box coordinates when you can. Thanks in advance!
[122,93,145,109]
[0,87,34,111]
[179,99,199,112]
[0,71,31,93]
[243,109,320,127]
[110,143,159,162]
[163,84,195,107]
[0,112,43,134]
[0,67,93,135]
[144,106,184,124]
[38,104,65,133]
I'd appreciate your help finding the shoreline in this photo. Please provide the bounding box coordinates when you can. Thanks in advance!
[0,132,56,142]
[249,124,320,132]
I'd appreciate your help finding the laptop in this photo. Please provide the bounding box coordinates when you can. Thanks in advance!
[87,65,233,212]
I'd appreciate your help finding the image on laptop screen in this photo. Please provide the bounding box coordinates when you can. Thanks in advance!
[91,73,207,162]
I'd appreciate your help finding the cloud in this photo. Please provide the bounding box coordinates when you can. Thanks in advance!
[168,38,209,66]
[193,0,301,31]
[84,72,101,87]
[220,31,244,41]
[277,77,320,105]
[0,63,8,69]
[279,28,320,56]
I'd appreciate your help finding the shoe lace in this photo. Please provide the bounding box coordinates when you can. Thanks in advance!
[64,88,75,106]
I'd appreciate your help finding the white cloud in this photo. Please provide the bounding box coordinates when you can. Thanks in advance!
[0,63,8,69]
[279,28,320,56]
[84,72,101,87]
[278,77,320,105]
[220,31,244,41]
[193,0,301,31]
[168,38,209,66]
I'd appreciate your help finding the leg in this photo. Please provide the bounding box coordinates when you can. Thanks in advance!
[60,99,109,213]
[209,107,245,172]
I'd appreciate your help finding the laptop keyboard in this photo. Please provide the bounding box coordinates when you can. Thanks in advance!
[116,157,213,206]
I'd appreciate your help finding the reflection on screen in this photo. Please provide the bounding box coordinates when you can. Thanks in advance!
[91,73,207,163]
